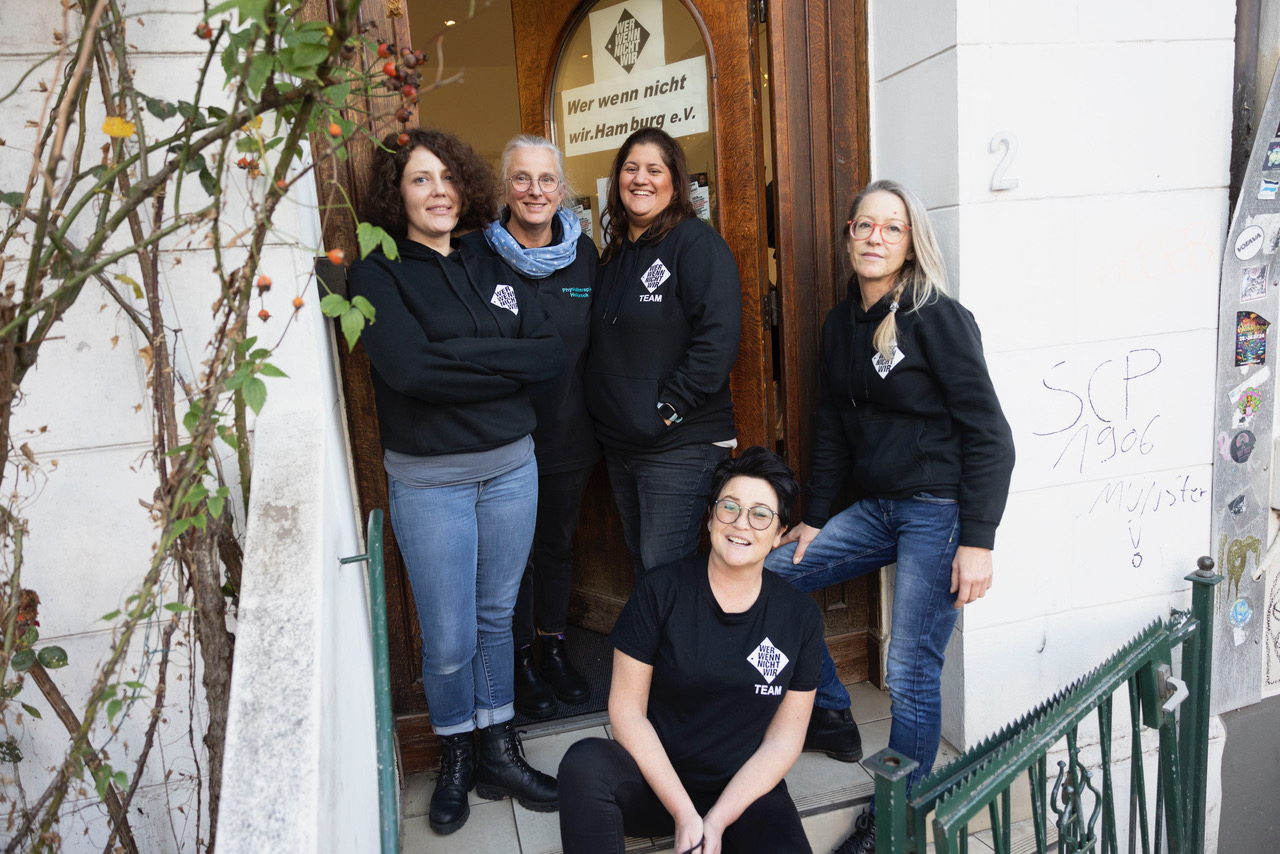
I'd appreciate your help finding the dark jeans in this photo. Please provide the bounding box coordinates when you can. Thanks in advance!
[558,738,811,854]
[513,464,595,647]
[605,443,731,575]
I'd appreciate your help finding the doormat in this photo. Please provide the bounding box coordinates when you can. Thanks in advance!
[513,624,613,725]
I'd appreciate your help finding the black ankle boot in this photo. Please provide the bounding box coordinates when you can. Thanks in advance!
[474,721,558,812]
[429,732,475,835]
[804,706,864,762]
[540,633,590,705]
[514,644,557,719]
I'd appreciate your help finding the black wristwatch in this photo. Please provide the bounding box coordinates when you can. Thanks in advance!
[656,402,683,424]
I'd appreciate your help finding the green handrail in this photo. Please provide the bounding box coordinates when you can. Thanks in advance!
[867,558,1222,854]
[341,509,399,854]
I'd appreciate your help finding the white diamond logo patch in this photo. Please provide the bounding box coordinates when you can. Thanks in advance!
[605,10,650,73]
[640,259,670,293]
[872,346,904,378]
[747,637,789,685]
[491,283,519,314]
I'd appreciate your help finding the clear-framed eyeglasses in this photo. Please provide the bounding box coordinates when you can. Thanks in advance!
[713,499,779,531]
[848,218,911,244]
[508,174,561,193]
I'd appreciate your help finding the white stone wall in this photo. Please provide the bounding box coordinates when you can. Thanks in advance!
[0,1,377,850]
[869,0,1235,748]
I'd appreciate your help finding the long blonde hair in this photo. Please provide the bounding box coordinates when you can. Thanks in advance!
[845,180,949,360]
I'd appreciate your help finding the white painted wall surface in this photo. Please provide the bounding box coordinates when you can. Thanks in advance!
[0,1,378,849]
[869,0,1235,756]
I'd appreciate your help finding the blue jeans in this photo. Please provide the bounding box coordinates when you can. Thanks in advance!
[764,495,961,792]
[388,455,538,736]
[605,444,731,575]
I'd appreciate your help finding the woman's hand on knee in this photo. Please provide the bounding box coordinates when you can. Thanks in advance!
[950,546,993,608]
[780,521,820,564]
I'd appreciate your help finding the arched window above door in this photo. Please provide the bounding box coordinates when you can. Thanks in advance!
[549,0,717,248]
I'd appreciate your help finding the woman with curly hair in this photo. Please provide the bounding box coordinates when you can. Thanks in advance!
[347,128,566,836]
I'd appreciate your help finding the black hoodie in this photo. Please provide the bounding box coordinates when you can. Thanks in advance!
[347,236,565,457]
[586,217,741,454]
[806,283,1014,549]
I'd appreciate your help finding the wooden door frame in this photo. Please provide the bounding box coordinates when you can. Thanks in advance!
[766,0,880,684]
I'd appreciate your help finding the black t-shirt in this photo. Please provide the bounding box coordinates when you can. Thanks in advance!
[610,555,823,793]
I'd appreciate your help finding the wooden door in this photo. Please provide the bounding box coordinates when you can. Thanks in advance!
[509,0,774,635]
[312,0,876,773]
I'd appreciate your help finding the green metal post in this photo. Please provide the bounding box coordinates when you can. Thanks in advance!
[341,510,399,854]
[1180,557,1221,854]
[865,748,918,854]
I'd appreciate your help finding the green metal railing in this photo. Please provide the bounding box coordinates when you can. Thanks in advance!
[340,509,399,854]
[868,557,1222,854]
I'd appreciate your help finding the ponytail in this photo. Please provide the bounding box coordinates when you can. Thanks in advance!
[872,281,908,361]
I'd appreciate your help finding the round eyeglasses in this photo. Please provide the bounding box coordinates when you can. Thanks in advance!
[848,218,911,244]
[713,499,779,531]
[508,174,561,193]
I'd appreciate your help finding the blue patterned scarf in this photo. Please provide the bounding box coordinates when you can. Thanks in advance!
[483,207,581,279]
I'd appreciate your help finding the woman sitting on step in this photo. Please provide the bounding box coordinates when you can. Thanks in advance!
[559,446,820,854]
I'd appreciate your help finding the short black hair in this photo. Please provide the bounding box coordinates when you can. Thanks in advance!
[707,446,800,533]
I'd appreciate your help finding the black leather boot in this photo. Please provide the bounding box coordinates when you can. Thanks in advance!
[429,731,475,835]
[803,706,864,762]
[540,633,590,705]
[833,811,876,853]
[474,721,558,812]
[514,644,557,719]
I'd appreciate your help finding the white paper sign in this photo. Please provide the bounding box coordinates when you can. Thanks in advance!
[562,56,709,157]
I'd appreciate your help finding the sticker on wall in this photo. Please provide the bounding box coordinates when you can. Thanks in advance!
[1236,311,1271,366]
[1230,429,1257,463]
[1234,385,1263,427]
[1265,141,1280,172]
[1259,176,1279,200]
[1228,493,1247,515]
[690,173,710,223]
[1236,225,1266,260]
[1242,265,1269,302]
[1230,597,1254,628]
[1245,212,1280,253]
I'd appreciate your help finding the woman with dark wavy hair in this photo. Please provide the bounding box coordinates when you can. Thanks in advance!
[586,127,742,577]
[348,127,565,836]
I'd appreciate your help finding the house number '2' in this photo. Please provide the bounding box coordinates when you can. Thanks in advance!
[990,132,1019,191]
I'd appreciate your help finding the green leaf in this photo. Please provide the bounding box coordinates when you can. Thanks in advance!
[235,136,260,153]
[0,192,23,208]
[37,646,67,669]
[124,681,146,691]
[176,101,206,129]
[183,408,200,433]
[114,770,128,790]
[190,513,207,532]
[242,376,267,414]
[339,306,366,351]
[208,494,226,518]
[351,295,376,322]
[163,602,194,613]
[279,43,329,76]
[144,97,178,120]
[199,167,219,197]
[183,482,210,506]
[106,698,123,725]
[215,425,239,451]
[20,626,38,647]
[113,272,144,300]
[93,765,111,799]
[101,610,121,621]
[355,221,397,260]
[183,152,208,174]
[171,517,193,538]
[0,738,23,763]
[20,703,40,720]
[11,650,35,672]
[320,293,348,317]
[246,53,275,97]
[257,363,287,378]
